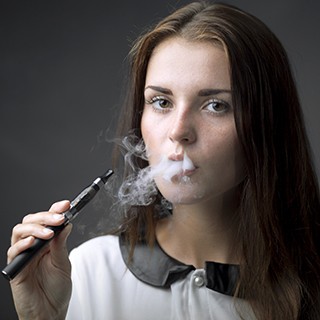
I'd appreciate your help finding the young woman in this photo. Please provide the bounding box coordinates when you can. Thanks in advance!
[7,2,320,319]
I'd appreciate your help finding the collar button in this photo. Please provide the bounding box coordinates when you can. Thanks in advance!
[194,275,205,287]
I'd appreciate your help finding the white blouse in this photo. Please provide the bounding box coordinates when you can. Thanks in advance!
[66,235,255,320]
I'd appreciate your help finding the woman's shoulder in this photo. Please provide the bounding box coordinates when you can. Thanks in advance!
[71,234,119,250]
[69,234,122,266]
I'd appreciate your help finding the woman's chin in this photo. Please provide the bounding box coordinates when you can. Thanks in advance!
[159,183,205,205]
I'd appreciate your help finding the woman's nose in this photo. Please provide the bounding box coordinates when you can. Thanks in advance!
[168,109,196,144]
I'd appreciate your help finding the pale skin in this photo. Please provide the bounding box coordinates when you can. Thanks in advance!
[142,37,246,268]
[7,37,245,318]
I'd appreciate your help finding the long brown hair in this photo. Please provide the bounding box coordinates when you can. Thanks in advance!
[113,2,320,319]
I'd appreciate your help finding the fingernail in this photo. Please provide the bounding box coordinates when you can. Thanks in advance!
[53,214,64,220]
[42,228,54,235]
[24,236,33,243]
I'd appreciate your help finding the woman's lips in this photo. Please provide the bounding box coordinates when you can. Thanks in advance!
[183,168,197,176]
[168,153,184,161]
[153,152,196,182]
[172,167,197,182]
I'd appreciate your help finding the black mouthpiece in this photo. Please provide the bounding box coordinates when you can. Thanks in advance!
[101,169,114,184]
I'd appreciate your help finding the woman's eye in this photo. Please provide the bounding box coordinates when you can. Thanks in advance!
[205,99,230,114]
[146,96,171,111]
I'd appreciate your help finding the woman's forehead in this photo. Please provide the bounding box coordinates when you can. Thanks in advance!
[145,37,230,92]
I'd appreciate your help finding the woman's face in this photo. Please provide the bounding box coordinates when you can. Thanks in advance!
[141,37,246,205]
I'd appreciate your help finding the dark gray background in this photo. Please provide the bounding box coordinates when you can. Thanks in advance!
[1,0,319,318]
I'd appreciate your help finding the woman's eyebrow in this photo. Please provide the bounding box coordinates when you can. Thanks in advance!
[198,89,232,96]
[144,86,231,97]
[144,85,173,95]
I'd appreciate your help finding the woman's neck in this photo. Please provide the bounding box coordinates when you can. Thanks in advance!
[156,195,240,268]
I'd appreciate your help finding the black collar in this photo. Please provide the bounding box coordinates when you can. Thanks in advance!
[119,234,239,296]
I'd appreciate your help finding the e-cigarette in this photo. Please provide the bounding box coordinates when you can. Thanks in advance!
[2,169,114,281]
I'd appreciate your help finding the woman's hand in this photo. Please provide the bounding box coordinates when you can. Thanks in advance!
[7,200,73,320]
